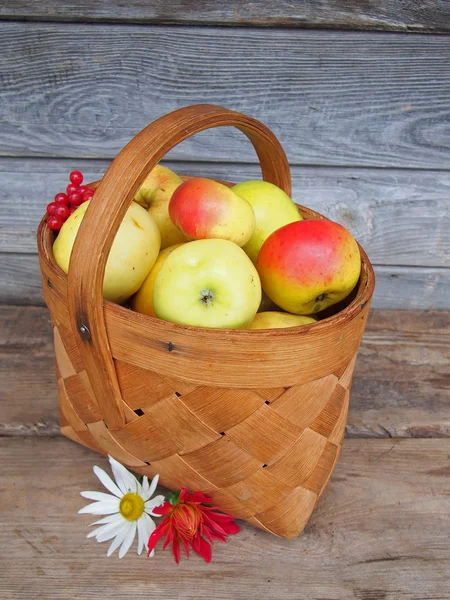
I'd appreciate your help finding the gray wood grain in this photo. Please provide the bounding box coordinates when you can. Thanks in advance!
[1,158,449,267]
[1,436,450,599]
[2,306,448,438]
[1,23,450,168]
[1,253,450,309]
[1,0,450,32]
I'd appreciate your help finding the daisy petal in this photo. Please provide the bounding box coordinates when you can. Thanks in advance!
[93,465,123,498]
[142,511,157,539]
[78,501,119,515]
[145,494,165,515]
[136,513,154,555]
[146,474,160,499]
[89,514,123,527]
[141,476,150,497]
[80,491,119,503]
[108,455,138,494]
[88,518,124,542]
[118,521,137,559]
[149,549,155,558]
[137,517,146,555]
[106,523,131,557]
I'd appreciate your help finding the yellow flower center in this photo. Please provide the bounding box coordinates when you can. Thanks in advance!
[172,504,202,539]
[119,492,144,521]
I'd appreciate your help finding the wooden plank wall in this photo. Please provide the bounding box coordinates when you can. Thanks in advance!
[0,4,449,308]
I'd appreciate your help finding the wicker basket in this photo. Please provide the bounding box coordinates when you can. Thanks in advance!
[37,105,375,540]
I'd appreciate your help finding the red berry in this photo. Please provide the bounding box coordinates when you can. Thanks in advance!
[54,192,69,205]
[47,215,63,230]
[69,206,78,214]
[83,189,94,201]
[67,183,79,195]
[54,204,70,220]
[69,192,82,205]
[70,170,83,185]
[47,202,58,215]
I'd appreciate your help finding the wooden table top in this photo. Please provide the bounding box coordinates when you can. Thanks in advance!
[1,306,449,599]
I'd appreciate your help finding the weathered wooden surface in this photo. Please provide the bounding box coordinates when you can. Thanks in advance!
[1,23,450,169]
[1,0,450,32]
[1,436,449,599]
[2,306,449,438]
[2,158,450,267]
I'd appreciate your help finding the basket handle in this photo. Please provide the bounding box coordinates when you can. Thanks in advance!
[67,104,291,429]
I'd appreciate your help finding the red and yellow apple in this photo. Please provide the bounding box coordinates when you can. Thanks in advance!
[249,311,316,329]
[131,243,184,317]
[153,239,261,328]
[134,165,187,249]
[169,178,255,247]
[257,219,361,315]
[232,180,302,263]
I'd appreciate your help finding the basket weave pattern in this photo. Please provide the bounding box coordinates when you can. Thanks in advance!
[55,319,355,538]
[37,105,374,540]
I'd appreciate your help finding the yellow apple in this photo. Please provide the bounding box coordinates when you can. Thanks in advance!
[131,243,184,317]
[153,239,261,328]
[249,311,316,329]
[232,180,302,263]
[53,201,161,304]
[169,178,255,247]
[134,164,187,249]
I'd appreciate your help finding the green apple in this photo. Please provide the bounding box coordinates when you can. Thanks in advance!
[232,180,302,263]
[53,200,161,304]
[134,164,187,249]
[153,239,261,328]
[249,311,316,329]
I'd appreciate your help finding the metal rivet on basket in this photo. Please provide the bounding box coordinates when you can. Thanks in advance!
[78,324,91,341]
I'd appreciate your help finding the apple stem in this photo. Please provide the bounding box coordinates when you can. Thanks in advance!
[200,289,215,306]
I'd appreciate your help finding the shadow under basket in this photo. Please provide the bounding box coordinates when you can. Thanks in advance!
[37,104,375,540]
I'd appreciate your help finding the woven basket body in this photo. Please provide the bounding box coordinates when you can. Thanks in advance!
[37,105,375,539]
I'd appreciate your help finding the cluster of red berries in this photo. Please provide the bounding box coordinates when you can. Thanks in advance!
[46,170,94,231]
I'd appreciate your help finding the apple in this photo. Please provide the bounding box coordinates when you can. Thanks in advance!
[249,311,316,329]
[131,243,184,317]
[153,239,261,328]
[53,200,161,304]
[169,178,255,247]
[134,165,187,249]
[232,180,302,263]
[257,219,361,315]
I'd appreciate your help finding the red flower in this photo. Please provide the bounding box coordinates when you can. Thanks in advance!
[147,488,240,563]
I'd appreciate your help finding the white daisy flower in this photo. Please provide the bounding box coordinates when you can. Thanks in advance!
[79,455,164,558]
